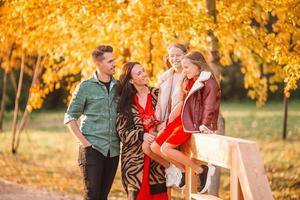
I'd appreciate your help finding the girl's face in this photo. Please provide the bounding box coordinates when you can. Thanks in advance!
[181,58,201,79]
[130,64,148,87]
[168,47,185,69]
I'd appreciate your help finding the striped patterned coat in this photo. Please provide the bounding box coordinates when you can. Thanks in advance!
[116,87,167,197]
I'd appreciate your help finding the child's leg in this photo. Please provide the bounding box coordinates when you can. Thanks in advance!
[160,142,203,174]
[150,141,185,172]
[142,141,169,168]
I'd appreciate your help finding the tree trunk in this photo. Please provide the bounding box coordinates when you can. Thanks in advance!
[0,69,8,132]
[149,36,154,77]
[282,95,288,139]
[10,71,18,93]
[0,44,15,132]
[11,50,25,154]
[206,0,222,83]
[15,53,42,150]
[205,0,225,196]
[121,47,130,64]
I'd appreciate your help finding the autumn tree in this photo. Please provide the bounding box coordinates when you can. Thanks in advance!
[0,0,299,146]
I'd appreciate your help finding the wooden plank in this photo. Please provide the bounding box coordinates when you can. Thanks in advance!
[237,143,273,200]
[185,166,192,200]
[191,193,222,200]
[182,134,255,169]
[182,134,272,200]
[167,187,172,199]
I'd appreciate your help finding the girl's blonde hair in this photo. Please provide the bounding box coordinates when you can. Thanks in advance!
[165,43,188,68]
[184,51,212,72]
[181,51,214,94]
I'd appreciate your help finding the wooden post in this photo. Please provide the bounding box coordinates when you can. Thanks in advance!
[185,165,192,200]
[183,134,273,200]
[167,187,172,199]
[237,143,273,200]
[230,146,244,200]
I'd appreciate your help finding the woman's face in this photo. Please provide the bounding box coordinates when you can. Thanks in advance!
[168,47,185,69]
[181,58,201,79]
[130,64,148,87]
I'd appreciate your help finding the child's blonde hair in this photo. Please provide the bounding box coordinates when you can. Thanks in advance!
[181,51,214,94]
[165,43,188,68]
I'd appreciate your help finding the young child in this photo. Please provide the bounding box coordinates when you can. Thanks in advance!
[143,43,189,187]
[151,51,221,193]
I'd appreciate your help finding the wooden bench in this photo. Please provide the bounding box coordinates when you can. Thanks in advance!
[180,134,273,200]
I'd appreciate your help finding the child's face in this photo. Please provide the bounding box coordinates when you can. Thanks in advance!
[181,58,201,79]
[168,47,185,69]
[130,64,148,86]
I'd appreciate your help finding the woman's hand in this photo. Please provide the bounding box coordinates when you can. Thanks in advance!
[143,133,155,144]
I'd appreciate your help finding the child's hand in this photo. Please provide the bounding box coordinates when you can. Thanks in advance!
[143,133,155,144]
[199,125,213,134]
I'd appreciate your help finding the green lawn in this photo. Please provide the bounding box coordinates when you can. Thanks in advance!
[0,100,299,199]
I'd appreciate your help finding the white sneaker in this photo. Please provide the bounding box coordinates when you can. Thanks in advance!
[165,164,182,187]
[173,166,183,187]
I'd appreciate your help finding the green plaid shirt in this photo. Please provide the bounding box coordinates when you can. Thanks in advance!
[64,72,120,157]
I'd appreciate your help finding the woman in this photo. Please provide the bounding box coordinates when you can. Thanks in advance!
[151,51,221,193]
[116,62,168,200]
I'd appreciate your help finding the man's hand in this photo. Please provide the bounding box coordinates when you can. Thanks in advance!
[67,120,91,147]
[82,141,92,148]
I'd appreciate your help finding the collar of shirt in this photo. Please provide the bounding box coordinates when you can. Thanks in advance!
[91,72,118,88]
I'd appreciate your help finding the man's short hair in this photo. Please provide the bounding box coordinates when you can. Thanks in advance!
[92,45,113,62]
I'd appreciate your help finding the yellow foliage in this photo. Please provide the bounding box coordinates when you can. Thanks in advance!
[0,0,299,109]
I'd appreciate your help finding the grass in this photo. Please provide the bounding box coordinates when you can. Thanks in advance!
[0,100,299,199]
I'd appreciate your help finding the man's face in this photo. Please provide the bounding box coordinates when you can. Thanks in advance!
[97,52,115,76]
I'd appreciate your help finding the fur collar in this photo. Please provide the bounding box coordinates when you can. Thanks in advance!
[185,71,212,102]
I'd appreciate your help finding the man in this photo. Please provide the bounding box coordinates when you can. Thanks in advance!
[64,45,120,200]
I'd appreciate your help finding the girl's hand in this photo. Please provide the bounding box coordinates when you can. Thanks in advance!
[199,125,213,134]
[143,118,151,125]
[143,133,155,144]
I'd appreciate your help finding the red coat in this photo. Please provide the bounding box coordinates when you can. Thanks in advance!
[181,71,221,132]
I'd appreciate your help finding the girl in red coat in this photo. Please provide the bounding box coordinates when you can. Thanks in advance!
[150,51,221,193]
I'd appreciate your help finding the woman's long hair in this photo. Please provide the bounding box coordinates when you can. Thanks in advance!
[117,62,140,128]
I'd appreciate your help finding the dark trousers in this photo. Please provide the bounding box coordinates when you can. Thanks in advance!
[78,146,119,200]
